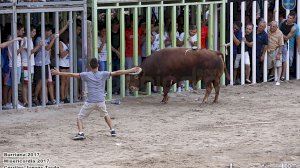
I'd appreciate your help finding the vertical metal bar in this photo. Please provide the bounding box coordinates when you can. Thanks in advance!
[240,1,245,85]
[208,4,214,50]
[171,5,177,92]
[146,7,152,95]
[184,4,189,91]
[12,7,18,109]
[73,12,78,102]
[275,0,279,22]
[196,4,202,89]
[230,2,234,85]
[55,12,60,104]
[263,0,268,82]
[92,0,98,59]
[41,12,46,107]
[26,13,32,108]
[252,1,257,84]
[297,0,300,80]
[214,4,218,50]
[82,2,88,101]
[106,9,112,100]
[159,2,164,93]
[220,1,226,85]
[120,8,126,98]
[69,11,74,103]
[133,7,139,97]
[286,9,290,81]
[0,28,2,111]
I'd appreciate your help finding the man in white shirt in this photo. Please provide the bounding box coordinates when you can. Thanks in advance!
[21,25,40,107]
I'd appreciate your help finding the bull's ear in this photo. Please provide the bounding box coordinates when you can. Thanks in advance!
[129,67,142,75]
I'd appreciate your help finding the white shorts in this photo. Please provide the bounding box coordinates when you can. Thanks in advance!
[78,101,109,120]
[234,52,250,69]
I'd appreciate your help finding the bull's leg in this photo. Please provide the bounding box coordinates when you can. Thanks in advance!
[212,80,221,103]
[202,82,213,103]
[161,86,171,104]
[161,77,176,104]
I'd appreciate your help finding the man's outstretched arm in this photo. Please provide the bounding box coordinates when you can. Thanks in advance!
[111,67,141,77]
[51,68,81,79]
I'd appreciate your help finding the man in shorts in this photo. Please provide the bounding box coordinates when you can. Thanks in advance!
[268,21,284,86]
[51,58,140,140]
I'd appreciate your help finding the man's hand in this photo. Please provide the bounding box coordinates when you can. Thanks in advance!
[129,67,141,74]
[260,56,264,62]
[15,37,23,41]
[51,68,60,75]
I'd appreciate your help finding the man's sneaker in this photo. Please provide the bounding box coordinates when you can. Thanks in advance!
[268,75,275,82]
[72,133,86,140]
[275,81,280,86]
[110,129,116,137]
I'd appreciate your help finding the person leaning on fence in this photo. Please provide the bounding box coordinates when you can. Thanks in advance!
[241,23,254,84]
[50,58,140,140]
[267,21,284,86]
[1,37,23,109]
[232,21,242,85]
[20,25,40,107]
[297,24,300,54]
[255,20,268,83]
[279,11,297,81]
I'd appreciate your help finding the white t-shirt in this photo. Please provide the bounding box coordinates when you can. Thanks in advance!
[59,41,70,67]
[164,31,185,48]
[21,37,35,72]
[98,36,107,62]
[181,33,197,48]
[8,36,22,68]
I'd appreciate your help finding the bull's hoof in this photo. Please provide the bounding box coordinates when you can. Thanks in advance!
[161,101,168,104]
[213,100,218,103]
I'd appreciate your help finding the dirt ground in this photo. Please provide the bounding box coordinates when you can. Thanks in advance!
[0,80,300,168]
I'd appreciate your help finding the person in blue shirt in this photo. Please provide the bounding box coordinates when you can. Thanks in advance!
[256,20,268,83]
[233,21,242,84]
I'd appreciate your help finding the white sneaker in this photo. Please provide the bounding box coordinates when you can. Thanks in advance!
[275,81,280,86]
[17,103,25,109]
[5,103,13,109]
[177,87,182,93]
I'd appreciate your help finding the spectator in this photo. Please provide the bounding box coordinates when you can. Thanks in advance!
[34,23,68,105]
[124,16,143,95]
[59,32,71,103]
[255,20,268,83]
[1,36,23,109]
[187,25,198,48]
[7,23,25,108]
[267,21,284,86]
[279,11,297,81]
[233,21,242,84]
[297,24,300,54]
[20,25,39,107]
[242,23,254,84]
[201,20,209,49]
[111,18,121,94]
[98,27,108,71]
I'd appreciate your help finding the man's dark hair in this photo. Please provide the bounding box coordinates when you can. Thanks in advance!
[45,24,53,32]
[89,58,99,69]
[288,11,296,18]
[17,23,24,31]
[234,21,242,29]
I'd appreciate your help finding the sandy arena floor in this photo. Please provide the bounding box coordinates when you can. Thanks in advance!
[0,80,300,168]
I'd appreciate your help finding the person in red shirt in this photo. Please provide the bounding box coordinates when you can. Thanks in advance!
[125,16,144,95]
[201,20,209,49]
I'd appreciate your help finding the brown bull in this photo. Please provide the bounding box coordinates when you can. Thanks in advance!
[129,48,227,104]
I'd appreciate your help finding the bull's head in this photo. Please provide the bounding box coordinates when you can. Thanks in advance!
[129,67,143,92]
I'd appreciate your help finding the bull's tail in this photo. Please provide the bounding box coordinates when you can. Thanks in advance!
[216,51,230,80]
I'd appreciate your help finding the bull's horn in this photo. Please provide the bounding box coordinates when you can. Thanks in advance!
[129,67,142,75]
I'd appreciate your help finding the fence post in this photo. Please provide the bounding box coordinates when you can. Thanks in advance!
[133,7,139,97]
[120,8,126,98]
[297,0,300,80]
[159,1,165,93]
[69,11,74,103]
[241,1,245,85]
[26,13,32,108]
[184,3,189,91]
[220,0,226,85]
[196,4,202,88]
[252,1,257,84]
[55,12,60,104]
[106,9,112,100]
[263,0,268,82]
[229,2,234,85]
[146,6,152,95]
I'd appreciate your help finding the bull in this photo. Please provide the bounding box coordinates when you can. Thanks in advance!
[129,48,227,104]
